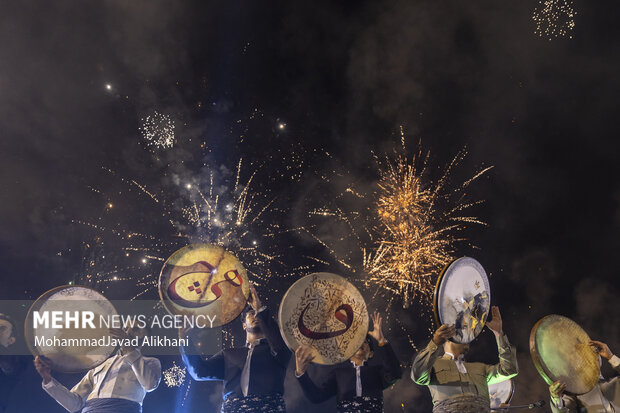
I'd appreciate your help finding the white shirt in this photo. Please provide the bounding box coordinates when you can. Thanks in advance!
[42,350,161,412]
[350,360,367,397]
[445,352,468,374]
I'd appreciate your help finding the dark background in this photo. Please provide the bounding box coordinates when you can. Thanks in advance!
[1,0,619,412]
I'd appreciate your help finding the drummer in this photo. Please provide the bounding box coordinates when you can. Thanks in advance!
[181,283,291,413]
[34,322,161,413]
[411,306,518,413]
[294,311,402,413]
[549,339,620,413]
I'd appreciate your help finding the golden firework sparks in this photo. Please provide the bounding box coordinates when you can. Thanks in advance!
[305,137,491,308]
[363,148,492,306]
[72,158,289,299]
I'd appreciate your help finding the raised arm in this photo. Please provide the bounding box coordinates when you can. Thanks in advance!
[294,345,336,403]
[368,311,401,387]
[411,324,454,385]
[180,333,226,382]
[591,340,620,400]
[124,350,161,391]
[35,356,92,413]
[484,333,518,383]
[250,283,290,365]
[484,306,518,384]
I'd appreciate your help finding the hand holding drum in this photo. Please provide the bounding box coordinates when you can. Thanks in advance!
[33,356,52,384]
[589,340,614,360]
[432,325,457,346]
[295,345,315,376]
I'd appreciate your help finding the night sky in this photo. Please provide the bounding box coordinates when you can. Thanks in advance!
[1,1,619,412]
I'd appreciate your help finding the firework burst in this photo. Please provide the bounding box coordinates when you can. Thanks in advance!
[72,158,289,300]
[139,110,175,149]
[306,137,491,308]
[163,362,186,387]
[363,148,492,306]
[69,109,313,304]
[533,0,576,40]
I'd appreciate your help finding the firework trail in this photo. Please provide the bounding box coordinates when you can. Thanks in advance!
[70,109,312,304]
[72,159,290,298]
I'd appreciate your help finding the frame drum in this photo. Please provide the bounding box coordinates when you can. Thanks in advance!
[489,379,515,409]
[279,272,369,365]
[530,314,600,395]
[433,257,491,344]
[25,285,118,373]
[159,243,250,327]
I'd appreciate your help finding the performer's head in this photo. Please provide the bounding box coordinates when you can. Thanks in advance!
[242,308,263,338]
[443,339,469,358]
[0,313,17,348]
[351,335,374,362]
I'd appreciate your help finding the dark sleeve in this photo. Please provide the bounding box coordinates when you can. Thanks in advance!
[256,308,291,366]
[180,346,226,381]
[296,369,337,403]
[376,343,402,388]
[0,355,26,376]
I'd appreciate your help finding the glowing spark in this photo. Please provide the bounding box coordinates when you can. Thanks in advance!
[533,0,576,40]
[139,110,175,149]
[362,149,491,305]
[72,110,309,303]
[163,362,186,387]
[307,142,491,308]
[105,83,112,91]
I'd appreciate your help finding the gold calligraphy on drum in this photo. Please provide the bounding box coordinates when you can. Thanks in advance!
[158,244,250,327]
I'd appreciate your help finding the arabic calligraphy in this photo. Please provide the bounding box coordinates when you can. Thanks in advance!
[167,260,243,308]
[281,273,368,364]
[298,303,353,339]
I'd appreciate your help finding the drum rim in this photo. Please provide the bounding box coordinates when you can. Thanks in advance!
[529,314,599,395]
[433,256,490,344]
[157,243,250,324]
[506,379,515,404]
[24,284,119,373]
[278,272,369,365]
[489,378,515,407]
